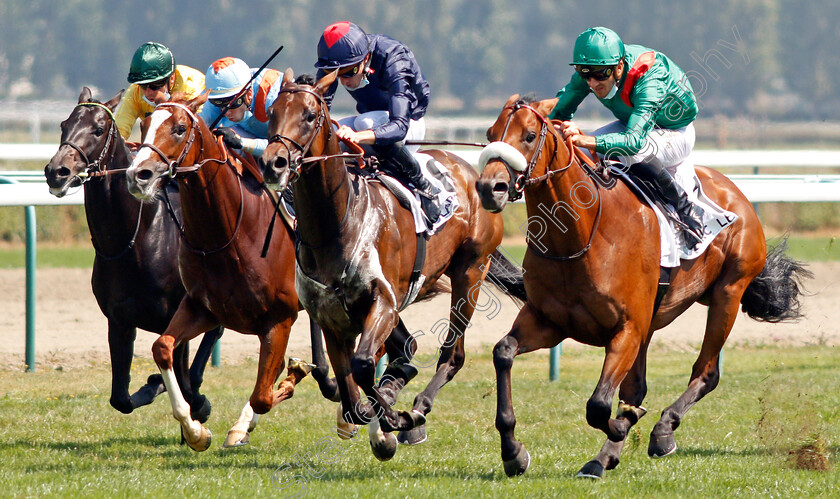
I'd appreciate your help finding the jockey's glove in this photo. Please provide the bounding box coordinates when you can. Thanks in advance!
[213,127,243,150]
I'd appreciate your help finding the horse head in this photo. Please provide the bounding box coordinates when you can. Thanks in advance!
[45,87,124,197]
[475,95,560,212]
[262,68,337,191]
[126,92,210,200]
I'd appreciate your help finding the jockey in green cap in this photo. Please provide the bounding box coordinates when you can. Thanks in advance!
[549,27,704,249]
[114,42,205,139]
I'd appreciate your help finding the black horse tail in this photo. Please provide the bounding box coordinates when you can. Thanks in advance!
[485,250,528,303]
[741,238,812,323]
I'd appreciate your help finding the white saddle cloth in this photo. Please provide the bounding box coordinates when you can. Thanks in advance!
[382,152,459,235]
[621,160,739,267]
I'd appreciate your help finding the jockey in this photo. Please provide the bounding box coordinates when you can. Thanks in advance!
[313,21,440,224]
[198,57,285,157]
[115,42,205,139]
[548,27,704,249]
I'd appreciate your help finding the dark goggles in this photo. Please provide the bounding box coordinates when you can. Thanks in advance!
[140,79,168,91]
[576,66,614,81]
[337,63,363,78]
[209,95,246,110]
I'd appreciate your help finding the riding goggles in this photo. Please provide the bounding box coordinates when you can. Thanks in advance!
[140,79,168,91]
[210,95,247,110]
[338,62,363,78]
[575,66,614,81]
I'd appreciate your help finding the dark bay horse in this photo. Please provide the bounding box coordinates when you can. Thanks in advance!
[476,95,810,478]
[44,87,222,423]
[260,69,526,460]
[125,93,314,451]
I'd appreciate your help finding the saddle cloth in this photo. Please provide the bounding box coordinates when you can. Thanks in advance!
[614,160,738,267]
[378,152,460,235]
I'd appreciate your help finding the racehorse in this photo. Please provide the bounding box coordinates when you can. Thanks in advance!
[125,92,318,451]
[476,94,810,478]
[260,69,526,460]
[44,87,223,424]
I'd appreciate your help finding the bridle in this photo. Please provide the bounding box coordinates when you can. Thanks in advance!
[59,102,120,183]
[494,102,603,261]
[268,86,364,182]
[136,102,245,256]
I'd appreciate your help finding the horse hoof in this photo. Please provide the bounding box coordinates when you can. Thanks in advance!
[222,429,250,448]
[370,431,398,461]
[191,394,212,424]
[648,433,677,458]
[336,405,360,440]
[502,445,531,477]
[287,357,316,376]
[397,425,427,445]
[576,460,605,479]
[186,426,212,452]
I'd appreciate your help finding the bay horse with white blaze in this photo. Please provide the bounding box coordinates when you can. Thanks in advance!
[476,95,810,478]
[260,69,526,460]
[126,92,316,451]
[44,87,222,424]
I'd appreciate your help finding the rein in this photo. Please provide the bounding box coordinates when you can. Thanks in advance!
[141,102,246,256]
[498,102,603,261]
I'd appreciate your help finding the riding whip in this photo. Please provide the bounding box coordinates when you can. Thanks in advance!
[208,45,284,129]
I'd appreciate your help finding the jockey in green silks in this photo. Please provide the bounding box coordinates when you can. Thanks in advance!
[548,27,704,249]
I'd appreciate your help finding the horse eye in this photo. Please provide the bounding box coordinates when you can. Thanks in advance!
[305,111,316,123]
[94,127,105,137]
[175,124,187,135]
[525,131,537,143]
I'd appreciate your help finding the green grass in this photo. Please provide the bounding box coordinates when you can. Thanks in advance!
[1,347,839,497]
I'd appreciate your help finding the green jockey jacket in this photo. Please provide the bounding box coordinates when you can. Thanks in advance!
[548,44,698,157]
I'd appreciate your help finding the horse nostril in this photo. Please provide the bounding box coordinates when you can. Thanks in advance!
[274,157,288,170]
[492,181,508,193]
[57,166,71,178]
[136,168,153,182]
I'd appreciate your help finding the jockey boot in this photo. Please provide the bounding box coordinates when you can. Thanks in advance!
[379,143,441,224]
[630,163,705,249]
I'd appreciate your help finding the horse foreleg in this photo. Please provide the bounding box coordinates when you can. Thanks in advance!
[322,331,371,435]
[579,338,651,479]
[308,318,340,401]
[107,321,142,413]
[649,284,745,458]
[188,325,224,423]
[153,298,218,452]
[586,325,643,444]
[496,305,560,477]
[378,319,419,407]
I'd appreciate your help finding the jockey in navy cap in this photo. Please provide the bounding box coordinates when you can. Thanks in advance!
[314,21,439,224]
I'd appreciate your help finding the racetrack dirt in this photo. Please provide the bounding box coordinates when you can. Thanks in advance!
[0,263,835,371]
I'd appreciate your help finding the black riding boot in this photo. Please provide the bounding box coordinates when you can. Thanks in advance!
[378,143,441,224]
[630,162,705,249]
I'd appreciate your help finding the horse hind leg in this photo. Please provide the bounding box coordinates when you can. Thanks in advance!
[649,283,746,458]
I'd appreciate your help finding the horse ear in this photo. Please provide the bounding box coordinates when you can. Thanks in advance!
[314,69,338,96]
[187,89,210,113]
[105,90,125,112]
[535,98,559,117]
[283,67,294,86]
[503,94,521,108]
[78,86,93,104]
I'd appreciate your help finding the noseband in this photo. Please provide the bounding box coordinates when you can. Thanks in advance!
[59,102,119,182]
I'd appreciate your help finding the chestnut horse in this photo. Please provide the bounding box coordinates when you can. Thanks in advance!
[476,95,810,478]
[125,93,315,451]
[44,87,222,424]
[260,69,526,460]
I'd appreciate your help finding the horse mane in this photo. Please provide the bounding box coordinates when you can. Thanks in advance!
[515,93,539,107]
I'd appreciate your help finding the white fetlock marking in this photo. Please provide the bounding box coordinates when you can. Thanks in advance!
[161,367,204,443]
[229,402,255,435]
[368,417,388,446]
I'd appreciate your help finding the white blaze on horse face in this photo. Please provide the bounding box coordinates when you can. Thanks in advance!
[130,109,173,167]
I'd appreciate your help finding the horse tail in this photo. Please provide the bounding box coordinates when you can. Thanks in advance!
[741,237,812,323]
[485,250,528,303]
